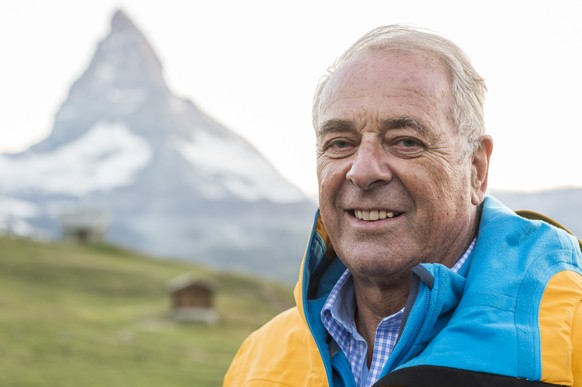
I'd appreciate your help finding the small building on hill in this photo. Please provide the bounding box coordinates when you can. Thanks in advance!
[60,209,109,244]
[167,273,218,324]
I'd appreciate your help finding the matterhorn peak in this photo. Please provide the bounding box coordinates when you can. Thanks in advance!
[30,9,170,152]
[99,8,165,86]
[111,9,137,33]
[84,8,167,95]
[0,9,315,284]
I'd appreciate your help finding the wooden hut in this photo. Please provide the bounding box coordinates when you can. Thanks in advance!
[60,209,109,244]
[167,273,218,324]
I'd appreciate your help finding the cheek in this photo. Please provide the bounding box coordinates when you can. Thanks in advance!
[410,162,473,222]
[316,160,334,219]
[398,161,469,223]
[317,158,350,196]
[317,159,351,226]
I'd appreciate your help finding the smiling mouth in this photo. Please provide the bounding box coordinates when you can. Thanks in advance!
[353,210,402,221]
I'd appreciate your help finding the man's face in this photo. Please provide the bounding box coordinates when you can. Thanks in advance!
[315,49,483,284]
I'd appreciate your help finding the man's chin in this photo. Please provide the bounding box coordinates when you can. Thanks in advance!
[340,251,417,281]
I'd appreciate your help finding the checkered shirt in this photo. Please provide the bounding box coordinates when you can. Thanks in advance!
[320,239,475,387]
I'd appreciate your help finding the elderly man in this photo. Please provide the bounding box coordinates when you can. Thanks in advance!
[224,25,582,387]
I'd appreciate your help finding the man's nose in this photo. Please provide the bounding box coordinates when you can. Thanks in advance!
[346,140,393,191]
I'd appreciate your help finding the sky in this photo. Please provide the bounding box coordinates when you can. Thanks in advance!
[1,0,581,198]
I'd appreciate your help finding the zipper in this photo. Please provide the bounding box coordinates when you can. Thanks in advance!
[299,212,336,385]
[302,282,335,385]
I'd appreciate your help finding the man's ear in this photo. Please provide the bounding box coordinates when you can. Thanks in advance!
[470,135,493,206]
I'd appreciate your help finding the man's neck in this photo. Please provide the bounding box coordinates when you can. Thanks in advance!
[353,277,410,365]
[349,235,477,366]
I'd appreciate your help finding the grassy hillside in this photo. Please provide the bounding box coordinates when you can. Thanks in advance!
[0,236,295,387]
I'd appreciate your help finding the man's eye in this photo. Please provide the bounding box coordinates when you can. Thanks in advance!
[396,138,421,148]
[330,140,352,149]
[391,137,424,157]
[319,138,356,158]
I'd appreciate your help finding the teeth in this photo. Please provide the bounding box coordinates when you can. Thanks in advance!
[355,210,396,221]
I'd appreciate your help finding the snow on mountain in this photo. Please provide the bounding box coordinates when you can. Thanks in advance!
[0,122,151,195]
[0,197,39,236]
[175,130,306,202]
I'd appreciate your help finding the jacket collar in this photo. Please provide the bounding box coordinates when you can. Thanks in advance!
[294,210,345,323]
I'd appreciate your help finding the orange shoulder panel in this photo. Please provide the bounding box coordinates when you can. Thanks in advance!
[573,299,582,387]
[539,271,582,386]
[223,307,328,387]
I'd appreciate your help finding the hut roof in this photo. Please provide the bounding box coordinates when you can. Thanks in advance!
[167,273,215,293]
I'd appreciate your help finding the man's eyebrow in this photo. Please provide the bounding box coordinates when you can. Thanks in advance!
[317,119,355,138]
[317,117,433,140]
[381,117,430,136]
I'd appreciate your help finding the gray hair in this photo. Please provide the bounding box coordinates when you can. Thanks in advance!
[312,25,487,157]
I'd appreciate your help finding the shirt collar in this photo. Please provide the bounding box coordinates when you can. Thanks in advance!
[321,238,476,329]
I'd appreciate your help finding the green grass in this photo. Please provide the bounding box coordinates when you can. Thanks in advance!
[0,236,294,386]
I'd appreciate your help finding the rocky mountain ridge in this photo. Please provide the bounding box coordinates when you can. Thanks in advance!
[0,10,316,284]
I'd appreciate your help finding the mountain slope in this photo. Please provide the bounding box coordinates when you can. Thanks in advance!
[0,10,316,283]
